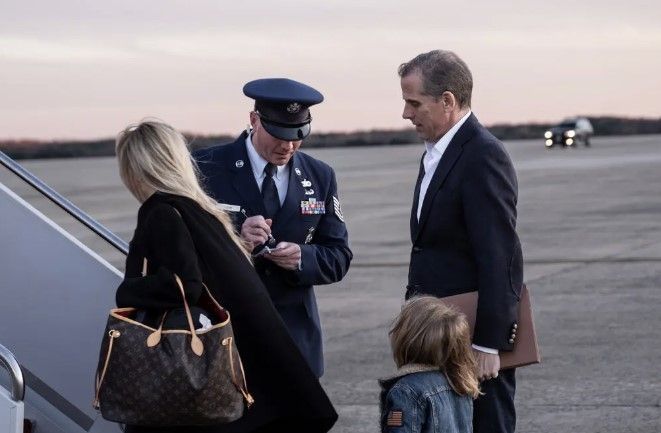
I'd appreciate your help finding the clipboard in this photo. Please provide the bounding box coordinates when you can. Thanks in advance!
[439,284,540,369]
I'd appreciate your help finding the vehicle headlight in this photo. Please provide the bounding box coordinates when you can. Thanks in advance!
[544,131,552,139]
[545,139,553,147]
[566,138,574,146]
[565,130,576,138]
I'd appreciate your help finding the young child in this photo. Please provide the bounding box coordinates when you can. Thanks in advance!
[380,296,480,433]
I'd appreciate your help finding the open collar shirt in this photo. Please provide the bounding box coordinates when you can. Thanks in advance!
[417,110,472,220]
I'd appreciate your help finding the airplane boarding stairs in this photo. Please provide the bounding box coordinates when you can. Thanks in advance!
[0,151,126,433]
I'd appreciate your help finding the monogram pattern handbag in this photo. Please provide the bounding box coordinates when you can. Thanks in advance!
[93,260,254,426]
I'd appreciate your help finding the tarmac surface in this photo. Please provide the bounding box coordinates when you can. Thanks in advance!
[2,134,660,432]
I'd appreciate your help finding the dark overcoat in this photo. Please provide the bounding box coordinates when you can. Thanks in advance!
[193,133,352,377]
[116,192,337,433]
[407,114,523,351]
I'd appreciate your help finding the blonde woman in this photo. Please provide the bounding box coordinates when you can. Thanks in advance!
[380,297,480,433]
[114,120,337,433]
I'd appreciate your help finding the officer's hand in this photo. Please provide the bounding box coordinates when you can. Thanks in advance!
[240,216,272,249]
[264,242,301,270]
[474,350,500,381]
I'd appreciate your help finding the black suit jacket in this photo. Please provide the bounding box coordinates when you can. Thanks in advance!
[407,114,523,351]
[193,133,352,377]
[117,192,337,433]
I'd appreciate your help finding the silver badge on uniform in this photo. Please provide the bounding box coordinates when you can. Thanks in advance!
[301,180,312,188]
[305,189,314,195]
[295,167,302,176]
[333,196,344,222]
[304,227,315,244]
[235,160,244,168]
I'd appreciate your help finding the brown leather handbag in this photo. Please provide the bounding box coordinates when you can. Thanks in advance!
[93,265,254,426]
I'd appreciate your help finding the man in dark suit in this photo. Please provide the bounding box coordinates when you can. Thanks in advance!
[399,50,524,433]
[194,78,352,378]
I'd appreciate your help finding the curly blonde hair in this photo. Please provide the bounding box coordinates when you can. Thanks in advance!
[390,296,480,398]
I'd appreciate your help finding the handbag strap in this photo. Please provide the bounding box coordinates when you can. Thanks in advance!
[93,329,121,409]
[143,258,204,356]
[225,336,255,407]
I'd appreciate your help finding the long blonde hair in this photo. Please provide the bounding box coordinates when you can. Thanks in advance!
[115,119,251,261]
[389,296,480,398]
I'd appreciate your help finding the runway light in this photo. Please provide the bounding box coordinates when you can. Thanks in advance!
[544,131,553,139]
[545,139,553,147]
[565,130,576,138]
[566,138,574,146]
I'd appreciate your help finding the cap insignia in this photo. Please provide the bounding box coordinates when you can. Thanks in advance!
[287,102,301,113]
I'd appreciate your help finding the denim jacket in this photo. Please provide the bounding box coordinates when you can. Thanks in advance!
[379,364,473,433]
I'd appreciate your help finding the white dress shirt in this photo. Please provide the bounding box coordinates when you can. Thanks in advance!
[417,110,472,220]
[246,134,289,205]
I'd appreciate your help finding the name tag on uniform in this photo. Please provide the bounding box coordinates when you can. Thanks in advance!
[301,198,325,215]
[217,203,241,212]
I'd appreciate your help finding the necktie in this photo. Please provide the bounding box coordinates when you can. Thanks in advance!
[261,163,280,219]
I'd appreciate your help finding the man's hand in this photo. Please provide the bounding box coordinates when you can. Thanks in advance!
[240,216,272,250]
[474,350,500,381]
[264,242,301,270]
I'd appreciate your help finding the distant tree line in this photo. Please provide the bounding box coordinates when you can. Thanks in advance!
[2,116,660,160]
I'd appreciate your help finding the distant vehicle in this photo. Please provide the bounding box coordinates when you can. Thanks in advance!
[544,117,594,148]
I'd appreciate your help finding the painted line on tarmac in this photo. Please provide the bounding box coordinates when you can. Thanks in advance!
[351,257,661,268]
[531,403,661,408]
[525,257,661,264]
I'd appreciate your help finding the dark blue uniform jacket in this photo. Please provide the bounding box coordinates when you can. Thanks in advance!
[194,132,352,376]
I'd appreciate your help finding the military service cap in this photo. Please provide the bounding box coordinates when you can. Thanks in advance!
[243,78,324,141]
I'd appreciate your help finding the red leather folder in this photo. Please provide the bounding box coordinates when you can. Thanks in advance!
[439,284,540,369]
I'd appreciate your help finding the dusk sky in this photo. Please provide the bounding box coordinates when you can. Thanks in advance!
[1,1,659,140]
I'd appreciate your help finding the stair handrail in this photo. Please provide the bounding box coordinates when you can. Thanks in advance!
[0,343,24,401]
[0,150,128,255]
